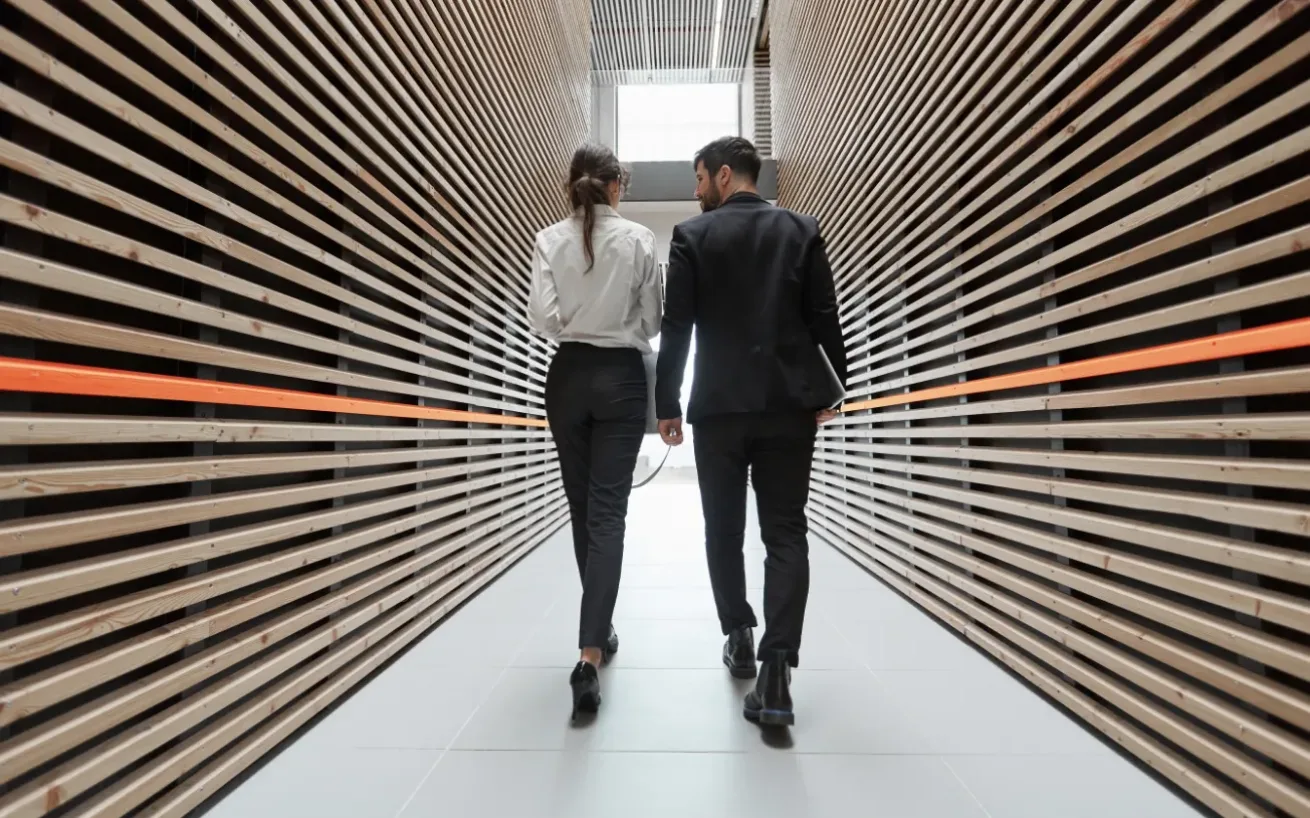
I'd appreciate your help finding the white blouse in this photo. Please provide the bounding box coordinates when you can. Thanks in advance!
[527,205,663,355]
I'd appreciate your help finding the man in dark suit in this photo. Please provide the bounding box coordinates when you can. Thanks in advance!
[656,136,847,726]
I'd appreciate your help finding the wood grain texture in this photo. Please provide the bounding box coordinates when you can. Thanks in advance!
[0,0,585,813]
[771,0,1310,815]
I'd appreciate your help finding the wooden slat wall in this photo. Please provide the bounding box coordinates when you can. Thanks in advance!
[0,0,586,815]
[771,1,1310,816]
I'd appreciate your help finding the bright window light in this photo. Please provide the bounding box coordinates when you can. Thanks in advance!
[617,84,740,162]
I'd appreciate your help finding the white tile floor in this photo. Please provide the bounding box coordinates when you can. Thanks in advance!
[204,481,1204,818]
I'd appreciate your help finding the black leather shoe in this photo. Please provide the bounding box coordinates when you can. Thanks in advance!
[602,625,619,664]
[723,626,757,679]
[743,655,794,726]
[570,661,601,719]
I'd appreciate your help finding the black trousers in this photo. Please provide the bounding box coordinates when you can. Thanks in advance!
[693,411,817,667]
[545,342,647,650]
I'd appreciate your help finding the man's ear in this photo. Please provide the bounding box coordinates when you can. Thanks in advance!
[717,165,733,189]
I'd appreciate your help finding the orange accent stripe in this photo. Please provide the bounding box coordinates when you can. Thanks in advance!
[841,317,1310,413]
[0,357,549,428]
[3,318,1306,426]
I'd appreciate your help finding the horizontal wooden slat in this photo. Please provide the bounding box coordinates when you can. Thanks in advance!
[0,459,558,614]
[0,484,561,783]
[0,482,554,731]
[0,441,554,501]
[0,416,555,445]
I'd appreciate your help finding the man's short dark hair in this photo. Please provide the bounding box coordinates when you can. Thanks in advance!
[694,137,762,184]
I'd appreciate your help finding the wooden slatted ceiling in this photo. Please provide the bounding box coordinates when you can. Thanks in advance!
[771,0,1310,816]
[591,0,759,85]
[0,0,586,815]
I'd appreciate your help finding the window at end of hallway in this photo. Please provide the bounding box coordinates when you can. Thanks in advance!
[616,84,740,163]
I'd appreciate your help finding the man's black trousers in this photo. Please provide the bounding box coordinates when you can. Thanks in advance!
[692,411,817,667]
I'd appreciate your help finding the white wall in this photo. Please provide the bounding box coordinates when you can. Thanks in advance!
[740,61,756,145]
[618,200,701,263]
[591,85,617,149]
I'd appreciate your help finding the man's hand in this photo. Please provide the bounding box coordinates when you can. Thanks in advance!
[658,418,684,446]
[817,409,839,425]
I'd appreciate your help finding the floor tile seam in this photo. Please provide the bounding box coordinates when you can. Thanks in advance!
[390,658,516,818]
[391,749,447,818]
[812,597,881,680]
[940,756,998,818]
[393,598,555,817]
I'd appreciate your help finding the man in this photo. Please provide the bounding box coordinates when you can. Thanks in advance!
[655,136,847,727]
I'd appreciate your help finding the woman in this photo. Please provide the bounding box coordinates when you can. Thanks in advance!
[527,143,662,718]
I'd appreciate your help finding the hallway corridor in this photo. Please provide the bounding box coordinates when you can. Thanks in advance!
[0,1,1306,815]
[204,477,1202,818]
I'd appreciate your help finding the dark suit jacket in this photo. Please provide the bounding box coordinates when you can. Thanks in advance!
[656,192,848,425]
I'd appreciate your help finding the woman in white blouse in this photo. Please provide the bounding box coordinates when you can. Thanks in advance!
[528,143,663,719]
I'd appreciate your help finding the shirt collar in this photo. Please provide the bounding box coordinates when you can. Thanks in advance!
[589,204,620,219]
[721,191,766,207]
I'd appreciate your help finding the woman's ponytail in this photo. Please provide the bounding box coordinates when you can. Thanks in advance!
[567,145,626,271]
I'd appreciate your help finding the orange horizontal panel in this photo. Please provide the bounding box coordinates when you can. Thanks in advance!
[0,357,548,428]
[842,317,1310,414]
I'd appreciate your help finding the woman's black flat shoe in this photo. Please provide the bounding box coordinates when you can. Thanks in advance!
[570,661,601,720]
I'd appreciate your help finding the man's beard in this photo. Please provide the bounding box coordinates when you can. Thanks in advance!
[698,186,722,212]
